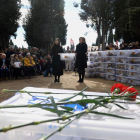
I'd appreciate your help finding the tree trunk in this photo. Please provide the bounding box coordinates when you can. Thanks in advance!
[102,18,106,51]
[106,32,108,45]
[97,19,101,50]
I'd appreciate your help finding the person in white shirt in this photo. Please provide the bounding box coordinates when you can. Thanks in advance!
[65,46,72,71]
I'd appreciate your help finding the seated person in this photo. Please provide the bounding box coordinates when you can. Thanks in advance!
[19,54,24,63]
[44,54,53,77]
[0,53,10,80]
[39,57,45,72]
[10,54,22,79]
[24,53,35,78]
[32,55,41,74]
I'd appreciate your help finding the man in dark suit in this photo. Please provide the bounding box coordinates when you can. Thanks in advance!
[0,54,10,80]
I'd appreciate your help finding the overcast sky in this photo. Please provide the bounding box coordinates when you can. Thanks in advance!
[11,0,97,48]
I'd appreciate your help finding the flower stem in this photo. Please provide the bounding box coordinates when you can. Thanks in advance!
[39,116,80,140]
[0,111,84,133]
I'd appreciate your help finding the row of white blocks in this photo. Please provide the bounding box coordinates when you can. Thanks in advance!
[85,50,140,86]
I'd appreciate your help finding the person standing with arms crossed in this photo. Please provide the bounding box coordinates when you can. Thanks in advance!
[75,37,87,83]
[51,38,64,83]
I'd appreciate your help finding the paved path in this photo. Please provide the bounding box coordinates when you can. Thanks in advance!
[0,71,140,102]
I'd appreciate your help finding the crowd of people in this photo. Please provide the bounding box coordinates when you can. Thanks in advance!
[0,47,54,80]
[106,41,140,50]
[89,41,140,52]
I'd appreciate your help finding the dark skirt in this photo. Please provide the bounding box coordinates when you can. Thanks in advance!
[52,55,63,76]
[75,54,87,69]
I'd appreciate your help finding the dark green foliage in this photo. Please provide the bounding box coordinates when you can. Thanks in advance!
[75,0,140,45]
[23,0,67,50]
[75,0,114,50]
[0,0,21,49]
[113,0,140,42]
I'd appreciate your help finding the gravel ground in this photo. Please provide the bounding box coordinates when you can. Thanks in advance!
[0,71,140,103]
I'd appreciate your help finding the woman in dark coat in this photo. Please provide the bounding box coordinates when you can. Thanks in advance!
[75,37,87,83]
[51,38,64,83]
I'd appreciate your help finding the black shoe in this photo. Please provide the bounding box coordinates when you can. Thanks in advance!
[80,79,84,83]
[77,79,81,83]
[54,79,57,83]
[58,79,60,83]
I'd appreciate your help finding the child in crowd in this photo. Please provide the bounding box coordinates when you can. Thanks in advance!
[44,54,53,77]
[39,57,45,72]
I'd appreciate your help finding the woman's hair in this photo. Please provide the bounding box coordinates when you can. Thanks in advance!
[51,38,60,48]
[79,37,86,43]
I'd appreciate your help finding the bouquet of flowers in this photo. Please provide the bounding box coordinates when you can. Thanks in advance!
[111,83,138,101]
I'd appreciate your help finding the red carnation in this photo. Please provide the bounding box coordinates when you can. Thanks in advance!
[111,83,125,94]
[123,87,138,101]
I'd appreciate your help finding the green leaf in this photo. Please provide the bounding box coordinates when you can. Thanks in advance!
[58,87,89,102]
[77,99,109,108]
[78,102,87,107]
[42,107,73,115]
[60,106,74,111]
[90,111,133,119]
[114,104,127,110]
[48,96,63,117]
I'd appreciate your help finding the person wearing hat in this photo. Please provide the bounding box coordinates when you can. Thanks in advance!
[24,53,35,78]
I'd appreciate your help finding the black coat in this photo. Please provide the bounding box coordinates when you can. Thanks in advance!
[0,59,10,68]
[52,44,63,76]
[75,43,87,69]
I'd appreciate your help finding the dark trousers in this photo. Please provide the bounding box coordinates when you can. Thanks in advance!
[47,68,53,76]
[25,66,34,77]
[78,68,85,80]
[13,67,21,78]
[36,64,42,72]
[0,68,9,78]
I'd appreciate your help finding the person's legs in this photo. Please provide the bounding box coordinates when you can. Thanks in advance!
[68,61,72,71]
[65,61,68,71]
[58,75,60,83]
[31,66,35,76]
[50,68,52,77]
[54,75,57,83]
[0,68,4,78]
[14,68,18,79]
[5,68,9,80]
[16,68,21,78]
[81,68,85,83]
[36,64,40,73]
[25,67,31,78]
[78,68,82,82]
